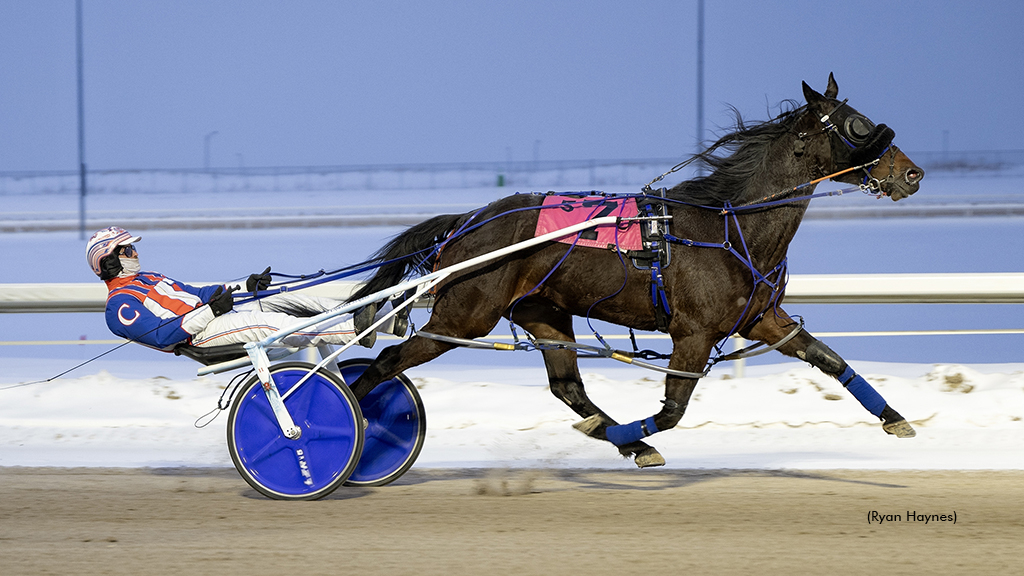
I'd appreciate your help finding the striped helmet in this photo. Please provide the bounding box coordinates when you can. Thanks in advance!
[86,226,142,277]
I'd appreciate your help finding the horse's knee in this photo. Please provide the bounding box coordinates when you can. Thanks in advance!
[797,340,848,378]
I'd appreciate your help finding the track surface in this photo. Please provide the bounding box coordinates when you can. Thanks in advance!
[1,467,1020,575]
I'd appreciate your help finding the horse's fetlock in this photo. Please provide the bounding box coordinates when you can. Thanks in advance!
[605,417,659,446]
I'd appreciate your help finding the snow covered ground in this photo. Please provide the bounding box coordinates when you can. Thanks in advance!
[3,171,1024,470]
[2,355,1023,470]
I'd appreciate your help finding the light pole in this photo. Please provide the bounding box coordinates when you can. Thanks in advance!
[696,0,705,157]
[204,131,218,170]
[76,0,87,240]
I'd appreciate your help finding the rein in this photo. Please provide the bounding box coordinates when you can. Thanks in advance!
[228,117,898,379]
[733,163,883,210]
[629,160,890,370]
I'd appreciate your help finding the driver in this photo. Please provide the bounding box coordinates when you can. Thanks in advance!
[86,226,405,352]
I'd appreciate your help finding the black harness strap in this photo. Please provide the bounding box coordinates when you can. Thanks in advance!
[629,198,673,333]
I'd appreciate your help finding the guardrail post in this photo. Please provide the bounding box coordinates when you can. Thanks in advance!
[732,335,746,379]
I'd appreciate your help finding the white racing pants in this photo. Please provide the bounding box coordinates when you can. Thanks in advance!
[190,293,387,349]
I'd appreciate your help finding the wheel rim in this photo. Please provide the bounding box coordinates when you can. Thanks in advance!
[339,361,424,485]
[230,365,362,499]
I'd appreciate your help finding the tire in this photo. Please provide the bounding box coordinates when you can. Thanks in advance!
[338,358,427,487]
[227,362,364,500]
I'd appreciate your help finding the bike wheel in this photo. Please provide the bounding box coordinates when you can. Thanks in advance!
[227,362,364,500]
[338,358,427,487]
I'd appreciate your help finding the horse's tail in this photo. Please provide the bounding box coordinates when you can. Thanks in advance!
[351,212,467,301]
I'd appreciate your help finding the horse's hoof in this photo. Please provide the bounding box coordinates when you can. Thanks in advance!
[634,447,666,468]
[883,419,916,438]
[572,414,609,437]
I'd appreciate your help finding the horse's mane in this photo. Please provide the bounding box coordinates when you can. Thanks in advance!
[669,100,807,206]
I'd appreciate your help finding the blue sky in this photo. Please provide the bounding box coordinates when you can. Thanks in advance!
[2,0,1022,171]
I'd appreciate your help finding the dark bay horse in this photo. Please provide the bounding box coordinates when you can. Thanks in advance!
[350,75,925,467]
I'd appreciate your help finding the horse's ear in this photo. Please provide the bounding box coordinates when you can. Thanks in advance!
[802,81,825,106]
[825,72,839,98]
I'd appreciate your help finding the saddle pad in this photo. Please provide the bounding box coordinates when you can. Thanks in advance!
[534,195,642,251]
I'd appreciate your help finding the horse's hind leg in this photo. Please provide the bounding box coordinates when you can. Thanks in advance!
[349,334,463,402]
[511,299,666,467]
[742,310,916,438]
[563,336,710,469]
[350,284,508,400]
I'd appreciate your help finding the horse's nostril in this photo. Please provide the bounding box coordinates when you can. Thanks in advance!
[905,168,924,184]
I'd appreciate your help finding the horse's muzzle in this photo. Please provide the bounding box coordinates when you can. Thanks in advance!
[885,165,924,201]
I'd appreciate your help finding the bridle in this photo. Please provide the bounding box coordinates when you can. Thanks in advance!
[803,98,903,195]
[645,96,910,205]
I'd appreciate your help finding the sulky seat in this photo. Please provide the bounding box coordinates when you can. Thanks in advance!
[173,343,248,366]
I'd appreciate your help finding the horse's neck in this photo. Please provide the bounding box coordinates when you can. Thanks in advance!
[743,187,813,266]
[731,164,818,268]
[676,130,825,267]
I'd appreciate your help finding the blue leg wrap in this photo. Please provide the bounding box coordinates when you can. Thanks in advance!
[605,417,659,447]
[838,366,886,418]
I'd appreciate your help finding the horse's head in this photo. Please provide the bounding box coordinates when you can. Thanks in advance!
[800,74,924,201]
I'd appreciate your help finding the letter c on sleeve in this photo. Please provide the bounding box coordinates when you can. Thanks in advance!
[117,303,140,326]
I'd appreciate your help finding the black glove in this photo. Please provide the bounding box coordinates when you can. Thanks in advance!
[246,266,272,292]
[208,285,237,317]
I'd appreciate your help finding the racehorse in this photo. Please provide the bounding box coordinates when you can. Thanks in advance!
[349,74,925,467]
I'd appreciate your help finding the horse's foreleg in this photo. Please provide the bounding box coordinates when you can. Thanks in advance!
[510,299,664,465]
[743,310,916,438]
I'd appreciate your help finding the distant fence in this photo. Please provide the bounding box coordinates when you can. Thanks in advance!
[0,159,681,196]
[2,151,1022,196]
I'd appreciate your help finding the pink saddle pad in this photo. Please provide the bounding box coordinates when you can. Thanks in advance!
[534,195,642,251]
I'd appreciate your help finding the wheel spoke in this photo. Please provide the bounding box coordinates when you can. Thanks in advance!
[284,376,316,419]
[373,398,415,430]
[305,424,357,443]
[244,434,290,465]
[366,422,407,449]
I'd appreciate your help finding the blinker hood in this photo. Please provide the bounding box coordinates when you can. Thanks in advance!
[849,123,896,167]
[823,100,896,171]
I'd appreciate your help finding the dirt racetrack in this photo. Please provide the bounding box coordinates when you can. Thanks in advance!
[1,467,1021,575]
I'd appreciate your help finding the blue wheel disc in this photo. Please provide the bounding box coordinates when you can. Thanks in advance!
[228,363,363,500]
[338,359,426,487]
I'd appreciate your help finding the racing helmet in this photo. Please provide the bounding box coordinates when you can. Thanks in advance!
[86,226,142,277]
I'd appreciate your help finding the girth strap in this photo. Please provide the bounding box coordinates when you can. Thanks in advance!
[632,199,673,332]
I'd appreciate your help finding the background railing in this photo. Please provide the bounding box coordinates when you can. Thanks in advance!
[5,273,1024,314]
[5,274,1023,376]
